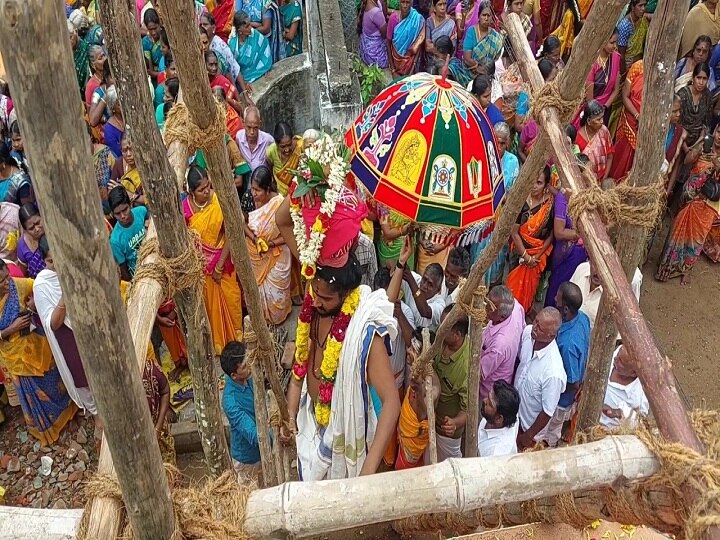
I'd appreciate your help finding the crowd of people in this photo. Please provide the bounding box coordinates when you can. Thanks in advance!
[0,0,715,484]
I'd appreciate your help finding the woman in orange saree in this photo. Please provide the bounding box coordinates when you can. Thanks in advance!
[608,60,643,182]
[183,166,243,355]
[507,166,554,313]
[244,167,292,325]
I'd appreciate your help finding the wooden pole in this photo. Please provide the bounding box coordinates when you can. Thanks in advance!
[505,10,718,539]
[0,2,175,539]
[576,0,691,431]
[243,435,659,538]
[244,315,277,487]
[421,328,438,464]
[154,0,290,427]
[98,0,232,479]
[464,292,484,458]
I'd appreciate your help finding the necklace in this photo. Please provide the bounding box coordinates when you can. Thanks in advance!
[191,195,209,210]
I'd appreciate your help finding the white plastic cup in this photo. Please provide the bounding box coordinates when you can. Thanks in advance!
[40,456,53,476]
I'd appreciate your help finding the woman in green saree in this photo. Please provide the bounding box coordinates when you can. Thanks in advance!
[280,0,303,57]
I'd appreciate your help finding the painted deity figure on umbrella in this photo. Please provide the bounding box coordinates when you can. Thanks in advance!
[277,137,401,480]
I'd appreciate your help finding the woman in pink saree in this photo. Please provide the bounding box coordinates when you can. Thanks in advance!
[244,166,292,325]
[576,100,615,183]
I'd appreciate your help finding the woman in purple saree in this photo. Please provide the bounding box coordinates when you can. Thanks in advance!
[359,0,389,68]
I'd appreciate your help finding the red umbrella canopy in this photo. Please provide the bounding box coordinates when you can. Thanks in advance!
[345,72,505,230]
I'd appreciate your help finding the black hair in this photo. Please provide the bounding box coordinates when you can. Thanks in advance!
[19,203,40,230]
[164,51,175,68]
[233,10,250,29]
[0,259,7,272]
[159,27,170,47]
[0,141,15,167]
[447,247,470,276]
[101,58,112,84]
[476,57,496,78]
[39,235,51,259]
[434,34,455,56]
[442,303,469,336]
[540,164,552,184]
[198,25,209,37]
[471,74,491,98]
[373,267,391,290]
[202,12,216,26]
[143,8,161,27]
[580,99,604,126]
[273,122,293,144]
[163,102,173,120]
[108,185,131,211]
[576,153,591,167]
[564,123,577,144]
[187,165,209,191]
[538,58,554,81]
[316,252,363,295]
[558,281,583,314]
[10,120,21,137]
[425,262,444,283]
[542,35,561,56]
[166,78,180,101]
[220,340,247,376]
[493,380,520,428]
[250,165,276,192]
[693,61,711,79]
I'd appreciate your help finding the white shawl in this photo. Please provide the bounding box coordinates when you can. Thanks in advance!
[33,269,96,414]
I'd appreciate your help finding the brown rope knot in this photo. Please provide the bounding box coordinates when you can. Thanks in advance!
[455,283,488,325]
[529,79,584,123]
[129,230,205,300]
[566,171,666,230]
[163,100,227,153]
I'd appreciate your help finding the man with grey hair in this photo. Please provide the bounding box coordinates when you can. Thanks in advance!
[514,307,566,450]
[479,285,525,401]
[236,105,273,172]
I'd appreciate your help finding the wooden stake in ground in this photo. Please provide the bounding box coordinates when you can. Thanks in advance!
[576,0,691,432]
[0,2,175,539]
[464,290,485,458]
[98,0,232,479]
[155,0,290,433]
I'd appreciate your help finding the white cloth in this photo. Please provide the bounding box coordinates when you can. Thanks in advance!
[296,286,398,480]
[477,418,518,457]
[514,326,566,435]
[434,433,463,462]
[390,302,414,389]
[600,347,649,429]
[570,262,643,329]
[401,271,446,331]
[440,279,461,306]
[32,269,97,414]
[544,403,575,447]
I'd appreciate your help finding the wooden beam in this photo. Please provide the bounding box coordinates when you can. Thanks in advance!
[243,435,659,538]
[577,0,691,431]
[464,293,484,458]
[0,2,175,539]
[155,0,290,433]
[98,0,232,483]
[505,10,718,540]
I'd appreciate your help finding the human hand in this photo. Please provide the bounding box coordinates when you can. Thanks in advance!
[526,255,538,268]
[439,416,456,437]
[400,234,413,264]
[517,430,534,450]
[279,419,297,447]
[602,405,623,419]
[10,313,31,334]
[402,266,415,285]
[212,267,223,284]
[157,315,175,328]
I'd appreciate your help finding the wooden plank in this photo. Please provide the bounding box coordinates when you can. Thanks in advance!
[464,293,484,458]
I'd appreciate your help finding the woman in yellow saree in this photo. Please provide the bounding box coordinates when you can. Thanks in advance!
[266,122,304,197]
[244,166,292,325]
[507,166,554,313]
[550,0,593,58]
[0,260,77,443]
[183,166,243,355]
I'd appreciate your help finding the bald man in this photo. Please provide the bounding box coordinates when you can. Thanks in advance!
[235,105,273,172]
[514,307,566,450]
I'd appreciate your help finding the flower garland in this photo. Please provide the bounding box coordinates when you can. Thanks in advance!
[292,286,361,426]
[289,136,349,279]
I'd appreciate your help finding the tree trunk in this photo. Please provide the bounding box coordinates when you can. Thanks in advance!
[576,0,691,432]
[155,0,290,428]
[98,0,232,480]
[0,2,175,539]
[464,293,484,458]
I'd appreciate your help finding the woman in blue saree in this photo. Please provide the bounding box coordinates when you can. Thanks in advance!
[238,0,287,63]
[462,0,503,74]
[387,0,425,77]
[230,11,274,84]
[0,259,77,444]
[280,0,303,57]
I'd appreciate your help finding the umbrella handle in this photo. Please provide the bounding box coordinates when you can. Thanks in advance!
[441,54,450,82]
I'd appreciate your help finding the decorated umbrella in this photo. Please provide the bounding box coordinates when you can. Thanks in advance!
[344,71,505,243]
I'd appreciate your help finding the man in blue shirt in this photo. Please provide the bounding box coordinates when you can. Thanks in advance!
[108,186,147,281]
[544,281,591,446]
[220,340,261,482]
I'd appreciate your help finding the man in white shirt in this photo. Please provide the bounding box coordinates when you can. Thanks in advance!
[514,308,566,450]
[399,263,446,332]
[441,247,470,306]
[600,345,650,429]
[569,260,642,329]
[478,380,520,457]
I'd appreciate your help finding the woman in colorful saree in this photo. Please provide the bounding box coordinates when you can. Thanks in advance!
[0,259,77,444]
[506,165,554,313]
[204,0,235,42]
[675,35,715,93]
[656,160,720,285]
[141,8,163,81]
[576,100,614,183]
[280,0,303,57]
[550,0,592,59]
[616,0,648,73]
[425,0,457,73]
[0,142,31,206]
[387,0,426,77]
[608,60,643,182]
[183,166,243,355]
[205,51,244,115]
[17,204,46,280]
[110,132,145,207]
[463,0,503,73]
[266,122,304,197]
[244,166,292,325]
[68,20,89,96]
[237,0,286,63]
[230,11,274,85]
[358,0,389,69]
[584,30,621,114]
[678,62,714,150]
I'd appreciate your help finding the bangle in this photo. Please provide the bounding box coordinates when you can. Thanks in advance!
[215,265,224,273]
[0,331,4,341]
[396,261,405,269]
[414,289,422,298]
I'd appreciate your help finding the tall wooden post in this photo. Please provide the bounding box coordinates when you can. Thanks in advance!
[155,0,290,427]
[464,292,485,458]
[576,0,691,431]
[98,0,232,477]
[0,2,175,539]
